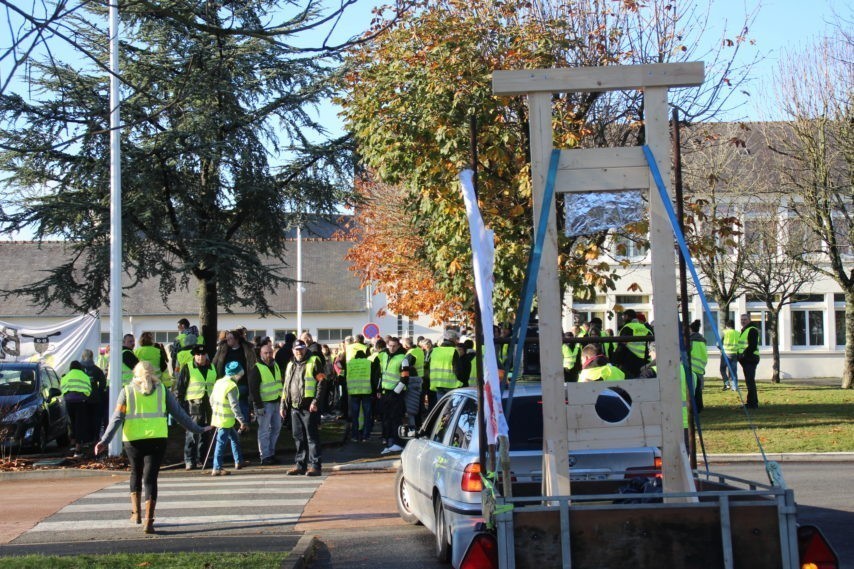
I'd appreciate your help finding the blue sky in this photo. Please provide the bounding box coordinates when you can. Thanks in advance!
[315,0,848,128]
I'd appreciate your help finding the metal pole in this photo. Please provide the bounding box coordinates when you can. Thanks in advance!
[107,0,123,457]
[672,108,696,469]
[297,226,303,335]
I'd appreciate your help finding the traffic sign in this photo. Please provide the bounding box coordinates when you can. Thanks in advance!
[362,322,380,339]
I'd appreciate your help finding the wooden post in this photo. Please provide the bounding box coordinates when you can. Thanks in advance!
[528,93,571,498]
[646,87,695,496]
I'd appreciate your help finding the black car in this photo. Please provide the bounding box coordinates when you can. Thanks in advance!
[0,362,70,452]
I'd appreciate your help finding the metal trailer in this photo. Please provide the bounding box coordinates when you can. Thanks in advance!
[494,472,800,569]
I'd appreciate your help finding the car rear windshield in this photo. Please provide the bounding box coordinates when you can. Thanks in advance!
[0,369,37,395]
[506,396,544,451]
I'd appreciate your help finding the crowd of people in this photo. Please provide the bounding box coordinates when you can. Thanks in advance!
[61,312,760,534]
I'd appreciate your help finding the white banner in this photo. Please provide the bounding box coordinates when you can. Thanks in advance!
[0,312,101,375]
[459,169,509,444]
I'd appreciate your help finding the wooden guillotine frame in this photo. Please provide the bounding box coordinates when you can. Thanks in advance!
[492,63,705,498]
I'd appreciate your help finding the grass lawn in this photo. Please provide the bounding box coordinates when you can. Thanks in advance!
[697,382,854,454]
[1,552,286,569]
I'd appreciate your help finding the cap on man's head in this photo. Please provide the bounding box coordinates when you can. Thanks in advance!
[191,344,207,356]
[443,329,460,342]
[224,361,243,377]
[292,340,307,350]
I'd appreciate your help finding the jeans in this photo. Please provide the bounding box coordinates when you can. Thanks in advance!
[720,355,738,388]
[349,394,373,440]
[124,438,167,501]
[256,401,282,460]
[740,360,759,408]
[291,408,321,470]
[212,426,243,471]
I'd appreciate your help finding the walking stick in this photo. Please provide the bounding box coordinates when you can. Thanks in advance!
[201,427,219,472]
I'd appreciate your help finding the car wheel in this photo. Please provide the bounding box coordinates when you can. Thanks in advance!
[434,496,451,563]
[395,469,421,525]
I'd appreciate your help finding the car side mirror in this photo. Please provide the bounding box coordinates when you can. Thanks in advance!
[48,387,62,398]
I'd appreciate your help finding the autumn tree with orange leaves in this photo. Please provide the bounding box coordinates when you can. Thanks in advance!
[340,0,757,324]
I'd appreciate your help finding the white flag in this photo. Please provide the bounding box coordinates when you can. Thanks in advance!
[459,169,509,444]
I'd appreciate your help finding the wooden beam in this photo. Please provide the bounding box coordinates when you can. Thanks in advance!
[493,62,704,96]
[528,92,572,498]
[645,86,697,499]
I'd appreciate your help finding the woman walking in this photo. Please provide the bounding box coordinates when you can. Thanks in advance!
[94,361,211,533]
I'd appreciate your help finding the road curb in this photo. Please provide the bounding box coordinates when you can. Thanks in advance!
[707,452,854,463]
[0,468,124,481]
[280,534,317,569]
[330,458,400,473]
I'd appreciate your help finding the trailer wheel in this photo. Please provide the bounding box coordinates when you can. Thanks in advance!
[434,497,451,563]
[395,469,421,525]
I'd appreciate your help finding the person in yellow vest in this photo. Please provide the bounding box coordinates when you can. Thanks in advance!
[61,360,93,457]
[175,345,217,470]
[249,344,283,465]
[719,319,740,390]
[458,339,477,387]
[425,329,462,410]
[577,345,626,382]
[738,313,761,409]
[170,318,202,377]
[94,361,210,534]
[280,340,326,476]
[342,350,380,442]
[121,334,139,387]
[210,361,249,476]
[134,332,169,387]
[612,309,652,378]
[688,320,709,412]
[562,332,581,382]
[379,336,415,455]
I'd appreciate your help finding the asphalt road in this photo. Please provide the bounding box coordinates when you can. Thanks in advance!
[308,461,852,569]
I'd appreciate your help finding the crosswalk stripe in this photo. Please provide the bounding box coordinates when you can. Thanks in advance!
[85,487,317,498]
[61,498,308,513]
[29,513,301,532]
[134,478,324,488]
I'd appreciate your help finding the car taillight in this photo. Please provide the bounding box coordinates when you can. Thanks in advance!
[624,457,663,479]
[460,532,498,569]
[798,525,838,569]
[461,463,483,492]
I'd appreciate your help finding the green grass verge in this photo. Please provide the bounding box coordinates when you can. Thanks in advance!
[1,552,286,569]
[698,382,854,454]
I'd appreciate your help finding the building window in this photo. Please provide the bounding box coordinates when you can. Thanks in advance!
[836,311,846,347]
[153,331,179,344]
[702,310,735,347]
[317,328,351,343]
[614,295,650,305]
[274,329,297,342]
[612,235,649,259]
[243,329,267,341]
[791,310,824,347]
[100,332,110,345]
[396,316,414,338]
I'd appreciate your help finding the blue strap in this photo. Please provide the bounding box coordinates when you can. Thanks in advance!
[505,149,561,422]
[642,145,772,478]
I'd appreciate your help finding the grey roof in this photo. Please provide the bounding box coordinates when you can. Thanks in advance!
[0,239,366,318]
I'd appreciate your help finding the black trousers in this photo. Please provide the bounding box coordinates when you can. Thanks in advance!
[380,391,405,446]
[124,438,167,502]
[291,408,321,470]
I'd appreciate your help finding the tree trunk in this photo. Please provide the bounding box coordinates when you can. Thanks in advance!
[769,309,781,383]
[198,276,218,358]
[843,289,854,389]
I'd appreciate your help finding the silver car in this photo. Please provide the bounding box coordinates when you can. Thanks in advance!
[394,383,660,568]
